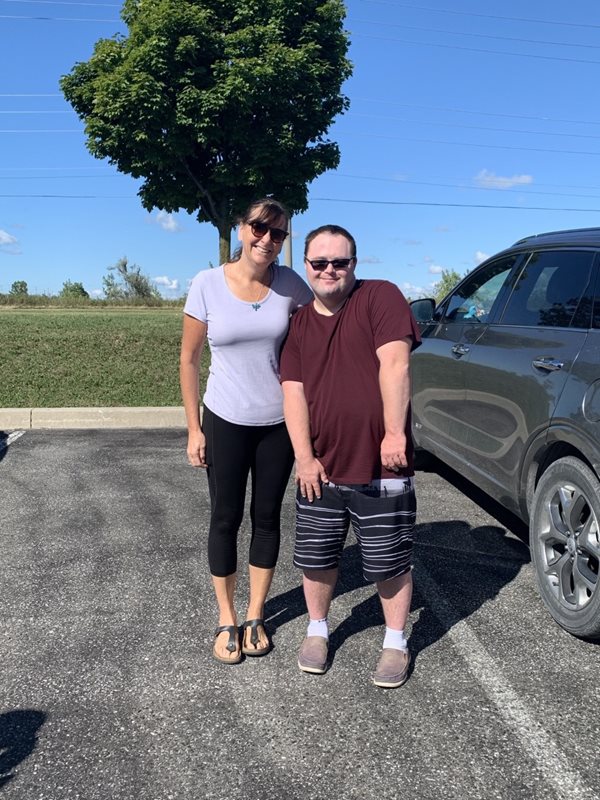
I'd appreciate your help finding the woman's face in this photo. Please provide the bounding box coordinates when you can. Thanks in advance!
[238,212,288,268]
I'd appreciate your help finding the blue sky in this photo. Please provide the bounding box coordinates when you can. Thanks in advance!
[2,0,600,299]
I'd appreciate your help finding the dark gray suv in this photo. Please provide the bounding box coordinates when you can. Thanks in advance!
[410,227,600,638]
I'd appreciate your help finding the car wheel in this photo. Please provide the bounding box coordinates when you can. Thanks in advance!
[530,457,600,638]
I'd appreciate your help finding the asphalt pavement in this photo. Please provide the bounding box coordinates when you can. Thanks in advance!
[1,428,599,800]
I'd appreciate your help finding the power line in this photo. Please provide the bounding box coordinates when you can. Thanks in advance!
[345,130,600,157]
[0,93,63,97]
[357,1,600,31]
[0,129,82,132]
[352,98,600,128]
[0,111,74,114]
[3,0,120,6]
[335,173,600,201]
[313,197,600,213]
[348,17,600,51]
[0,12,120,21]
[350,111,600,141]
[352,31,600,65]
[3,190,600,214]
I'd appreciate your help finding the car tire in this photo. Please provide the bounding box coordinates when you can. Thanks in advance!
[530,456,600,639]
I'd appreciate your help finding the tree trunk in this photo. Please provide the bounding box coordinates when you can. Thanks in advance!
[218,222,232,265]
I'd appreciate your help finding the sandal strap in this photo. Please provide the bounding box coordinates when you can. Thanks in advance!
[242,619,265,647]
[215,624,238,653]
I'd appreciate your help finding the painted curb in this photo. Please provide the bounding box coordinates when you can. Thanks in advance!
[0,407,187,430]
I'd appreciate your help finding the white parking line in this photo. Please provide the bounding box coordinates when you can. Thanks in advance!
[415,562,593,800]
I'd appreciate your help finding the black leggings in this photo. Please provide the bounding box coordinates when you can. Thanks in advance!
[202,405,295,577]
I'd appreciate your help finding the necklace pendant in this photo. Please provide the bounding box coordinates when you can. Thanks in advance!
[251,302,261,311]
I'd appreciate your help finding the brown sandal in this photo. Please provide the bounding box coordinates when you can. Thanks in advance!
[241,619,271,657]
[213,625,242,664]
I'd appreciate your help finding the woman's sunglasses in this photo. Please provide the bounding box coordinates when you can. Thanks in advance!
[249,220,289,244]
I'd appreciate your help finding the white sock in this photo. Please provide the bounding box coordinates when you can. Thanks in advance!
[383,627,408,651]
[307,617,329,640]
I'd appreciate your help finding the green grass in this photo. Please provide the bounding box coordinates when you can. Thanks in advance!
[0,308,209,407]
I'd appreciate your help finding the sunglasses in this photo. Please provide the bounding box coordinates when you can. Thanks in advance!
[305,257,356,271]
[249,220,289,244]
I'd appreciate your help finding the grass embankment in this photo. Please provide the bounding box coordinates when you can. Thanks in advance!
[0,307,210,407]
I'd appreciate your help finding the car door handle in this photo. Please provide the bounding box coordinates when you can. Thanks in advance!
[532,357,564,372]
[451,343,470,357]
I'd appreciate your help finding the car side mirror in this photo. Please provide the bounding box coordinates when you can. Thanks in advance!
[410,297,436,323]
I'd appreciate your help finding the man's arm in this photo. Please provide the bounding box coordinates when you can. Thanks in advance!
[376,337,412,472]
[282,380,328,501]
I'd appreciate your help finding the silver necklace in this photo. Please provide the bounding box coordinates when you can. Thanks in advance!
[251,266,272,311]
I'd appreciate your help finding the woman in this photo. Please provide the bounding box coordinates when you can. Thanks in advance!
[180,198,313,664]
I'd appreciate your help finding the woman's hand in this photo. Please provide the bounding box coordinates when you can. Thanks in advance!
[187,430,207,468]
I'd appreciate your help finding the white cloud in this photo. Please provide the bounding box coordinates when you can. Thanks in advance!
[0,230,17,246]
[90,289,103,298]
[434,225,450,233]
[358,256,382,265]
[0,229,20,255]
[474,169,533,190]
[154,211,182,233]
[475,250,489,265]
[428,264,443,274]
[153,275,180,291]
[400,281,437,299]
[403,238,422,246]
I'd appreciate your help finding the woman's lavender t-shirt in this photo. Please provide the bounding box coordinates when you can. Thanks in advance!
[184,264,312,425]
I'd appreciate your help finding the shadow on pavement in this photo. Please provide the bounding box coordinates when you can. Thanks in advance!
[266,456,532,665]
[0,710,47,789]
[0,431,7,463]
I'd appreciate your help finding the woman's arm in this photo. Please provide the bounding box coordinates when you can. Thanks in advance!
[180,314,208,467]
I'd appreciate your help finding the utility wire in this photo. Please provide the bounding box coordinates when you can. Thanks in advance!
[352,98,600,128]
[352,31,600,65]
[356,1,600,31]
[0,12,120,21]
[312,197,600,212]
[3,191,600,213]
[348,17,600,50]
[2,0,120,6]
[345,130,600,157]
[349,111,600,141]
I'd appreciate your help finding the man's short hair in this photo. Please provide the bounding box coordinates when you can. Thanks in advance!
[304,224,357,258]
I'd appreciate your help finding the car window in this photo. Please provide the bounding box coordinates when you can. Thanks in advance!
[500,250,594,328]
[442,255,518,324]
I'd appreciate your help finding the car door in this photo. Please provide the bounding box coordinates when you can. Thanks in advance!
[411,254,522,468]
[460,248,595,511]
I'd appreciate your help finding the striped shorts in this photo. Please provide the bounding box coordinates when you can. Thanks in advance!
[294,479,416,583]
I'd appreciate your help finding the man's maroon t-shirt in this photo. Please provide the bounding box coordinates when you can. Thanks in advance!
[280,279,421,484]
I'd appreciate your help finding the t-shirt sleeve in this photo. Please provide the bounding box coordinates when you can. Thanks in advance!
[279,316,303,383]
[284,268,313,309]
[183,271,208,323]
[369,282,422,351]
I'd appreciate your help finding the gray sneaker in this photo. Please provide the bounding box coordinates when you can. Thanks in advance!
[372,648,410,688]
[298,636,329,674]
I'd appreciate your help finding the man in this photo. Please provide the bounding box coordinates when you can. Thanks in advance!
[280,224,421,688]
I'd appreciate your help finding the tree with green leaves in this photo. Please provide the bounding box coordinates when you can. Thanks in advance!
[61,0,352,263]
[434,269,463,302]
[60,280,89,299]
[103,257,161,301]
[9,280,28,297]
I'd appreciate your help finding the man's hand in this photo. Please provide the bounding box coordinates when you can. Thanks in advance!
[381,431,408,472]
[295,456,329,502]
[187,430,207,468]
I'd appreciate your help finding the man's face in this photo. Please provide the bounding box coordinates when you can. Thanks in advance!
[304,233,356,307]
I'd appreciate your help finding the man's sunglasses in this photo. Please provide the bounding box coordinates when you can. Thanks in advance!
[249,220,289,244]
[305,257,356,271]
